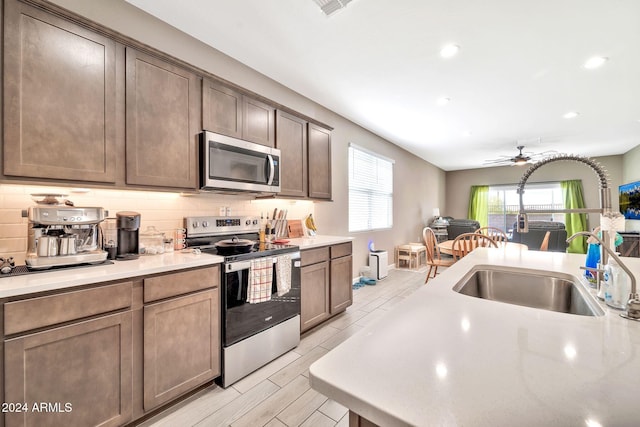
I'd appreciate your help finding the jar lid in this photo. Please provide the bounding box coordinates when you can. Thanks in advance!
[140,226,164,237]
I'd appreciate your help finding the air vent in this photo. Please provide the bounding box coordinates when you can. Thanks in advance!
[313,0,353,16]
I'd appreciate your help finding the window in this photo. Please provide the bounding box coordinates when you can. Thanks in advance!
[348,144,394,232]
[488,182,563,232]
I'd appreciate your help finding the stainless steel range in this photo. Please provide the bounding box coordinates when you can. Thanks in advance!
[185,216,301,387]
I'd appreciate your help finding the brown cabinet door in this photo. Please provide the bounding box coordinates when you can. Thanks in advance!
[300,261,330,332]
[330,255,353,314]
[143,288,220,411]
[243,97,275,147]
[202,79,243,138]
[125,48,200,189]
[4,312,133,427]
[308,123,332,200]
[276,111,308,197]
[3,0,117,183]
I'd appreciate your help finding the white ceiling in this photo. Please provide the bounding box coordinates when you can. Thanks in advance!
[126,0,640,171]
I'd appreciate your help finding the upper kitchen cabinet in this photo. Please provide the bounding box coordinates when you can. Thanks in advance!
[203,79,275,147]
[276,111,308,198]
[125,48,200,189]
[3,0,117,183]
[307,123,332,200]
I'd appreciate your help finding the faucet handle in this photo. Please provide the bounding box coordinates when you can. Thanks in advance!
[516,213,528,232]
[621,295,640,321]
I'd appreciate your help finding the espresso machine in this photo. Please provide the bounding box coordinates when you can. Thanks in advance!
[116,211,141,260]
[26,206,108,269]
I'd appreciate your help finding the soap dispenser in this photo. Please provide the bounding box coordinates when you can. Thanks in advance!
[606,257,631,310]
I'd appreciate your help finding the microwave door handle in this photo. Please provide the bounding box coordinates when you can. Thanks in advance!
[266,154,275,185]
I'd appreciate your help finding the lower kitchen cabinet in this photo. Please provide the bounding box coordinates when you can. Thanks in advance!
[1,265,221,427]
[301,259,331,332]
[4,312,133,427]
[301,242,353,332]
[143,288,220,411]
[330,250,353,313]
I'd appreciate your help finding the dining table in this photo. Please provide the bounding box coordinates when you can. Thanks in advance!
[438,239,528,256]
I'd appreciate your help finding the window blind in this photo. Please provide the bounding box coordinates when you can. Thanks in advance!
[348,144,393,232]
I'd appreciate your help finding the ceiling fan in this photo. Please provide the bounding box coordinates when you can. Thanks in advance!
[483,145,556,166]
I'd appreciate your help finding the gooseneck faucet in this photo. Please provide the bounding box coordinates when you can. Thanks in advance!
[567,231,640,321]
[516,154,612,265]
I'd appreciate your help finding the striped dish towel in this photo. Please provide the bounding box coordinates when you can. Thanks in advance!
[247,258,272,304]
[276,254,292,296]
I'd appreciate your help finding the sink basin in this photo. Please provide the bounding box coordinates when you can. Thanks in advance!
[453,266,604,316]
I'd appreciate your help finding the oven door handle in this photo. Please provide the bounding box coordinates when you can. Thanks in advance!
[225,257,277,273]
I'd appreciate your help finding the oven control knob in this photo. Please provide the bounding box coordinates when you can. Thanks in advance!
[192,221,199,229]
[202,221,209,228]
[252,219,258,225]
[246,219,251,226]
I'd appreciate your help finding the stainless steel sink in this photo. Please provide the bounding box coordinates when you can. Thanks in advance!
[453,266,604,316]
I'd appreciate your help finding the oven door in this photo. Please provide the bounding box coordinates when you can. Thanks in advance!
[200,131,281,193]
[222,253,300,346]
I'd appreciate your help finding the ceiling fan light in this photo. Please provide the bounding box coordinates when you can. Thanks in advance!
[584,56,608,69]
[440,44,460,58]
[514,158,528,165]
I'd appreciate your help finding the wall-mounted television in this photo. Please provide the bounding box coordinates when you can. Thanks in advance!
[619,181,640,220]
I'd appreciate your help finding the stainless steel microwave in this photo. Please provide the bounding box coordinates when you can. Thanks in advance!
[200,131,281,193]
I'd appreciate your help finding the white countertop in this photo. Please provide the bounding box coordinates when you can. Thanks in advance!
[287,235,353,249]
[0,234,353,298]
[0,251,223,298]
[309,248,640,426]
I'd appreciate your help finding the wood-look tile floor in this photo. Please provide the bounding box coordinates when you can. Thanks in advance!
[139,267,431,427]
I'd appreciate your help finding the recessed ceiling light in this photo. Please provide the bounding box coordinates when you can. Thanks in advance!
[563,111,580,119]
[437,97,451,106]
[440,44,460,58]
[584,56,608,69]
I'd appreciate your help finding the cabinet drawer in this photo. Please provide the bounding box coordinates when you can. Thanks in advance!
[331,242,352,259]
[144,266,219,303]
[4,281,132,335]
[301,247,330,267]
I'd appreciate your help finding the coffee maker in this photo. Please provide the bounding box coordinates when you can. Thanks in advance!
[116,211,141,260]
[26,206,107,269]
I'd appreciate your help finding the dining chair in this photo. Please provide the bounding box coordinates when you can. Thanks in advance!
[423,227,456,283]
[539,231,551,251]
[477,226,509,243]
[451,232,498,260]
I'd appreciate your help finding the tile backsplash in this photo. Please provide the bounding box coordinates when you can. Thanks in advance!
[0,184,315,264]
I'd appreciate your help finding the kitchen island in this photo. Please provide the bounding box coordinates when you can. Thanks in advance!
[309,247,640,426]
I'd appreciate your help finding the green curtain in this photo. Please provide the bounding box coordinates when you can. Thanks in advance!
[562,180,588,254]
[468,185,489,227]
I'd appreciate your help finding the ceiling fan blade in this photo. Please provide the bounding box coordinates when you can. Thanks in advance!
[484,144,557,167]
[529,150,558,159]
[483,158,512,165]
